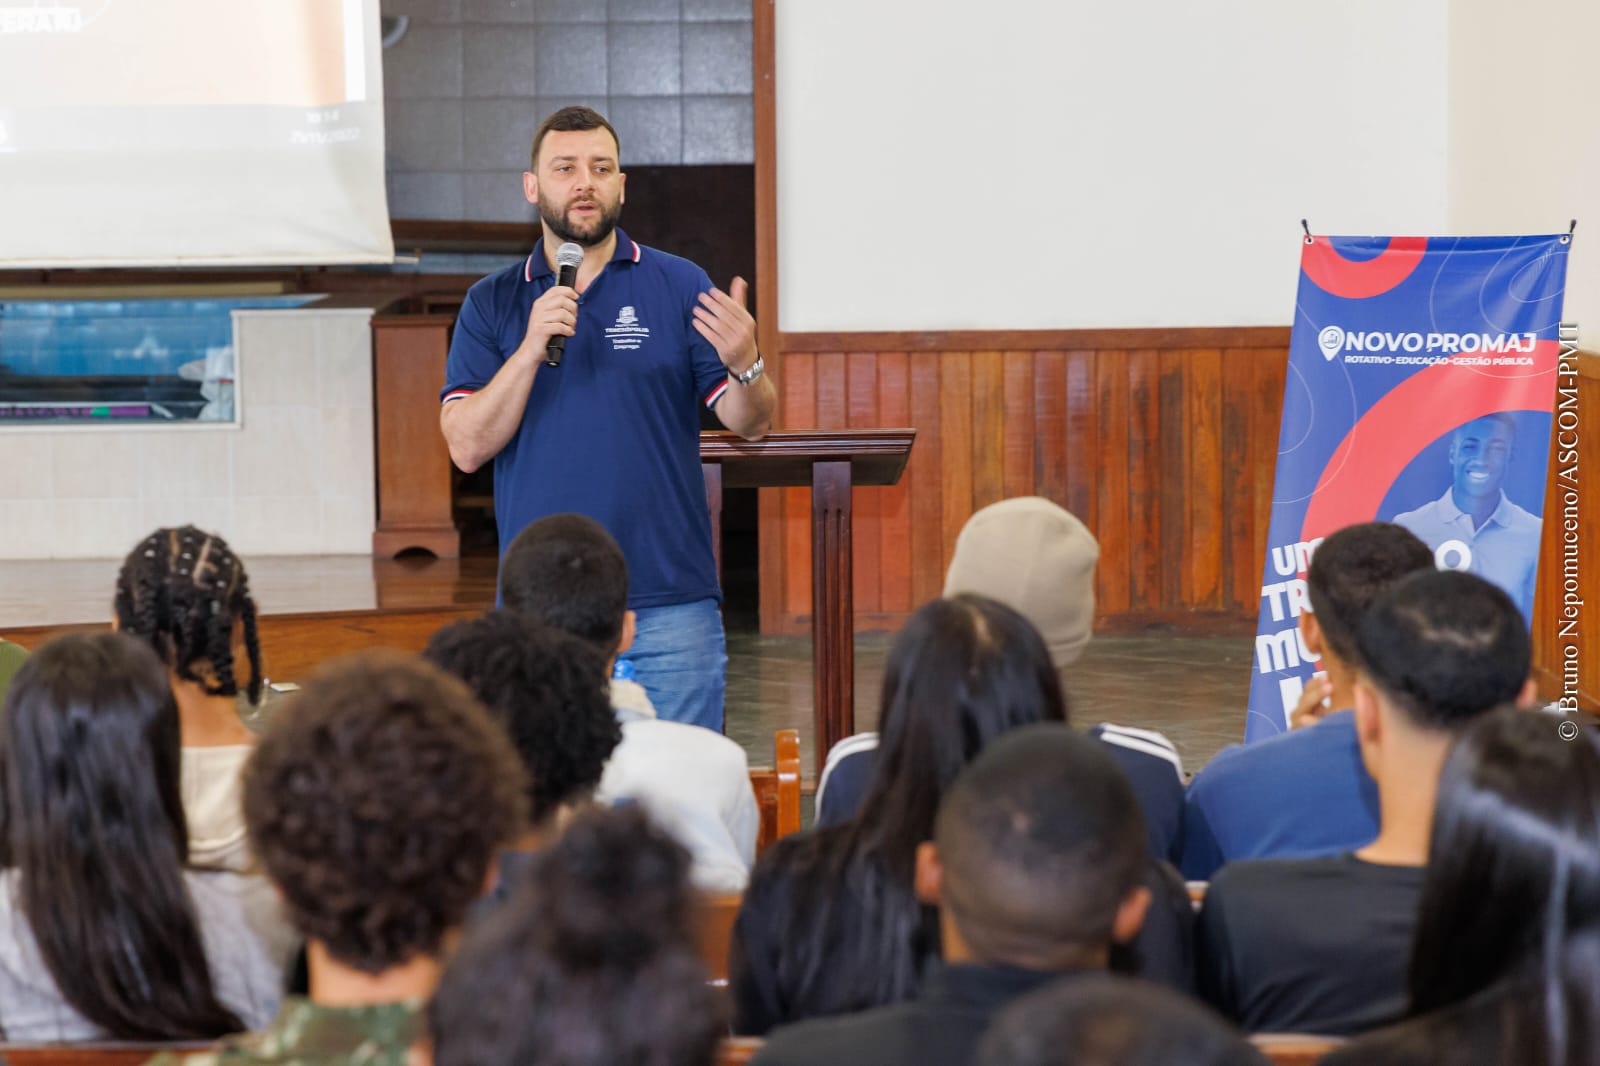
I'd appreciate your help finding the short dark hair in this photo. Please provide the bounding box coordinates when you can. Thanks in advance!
[243,650,526,974]
[530,105,620,171]
[1353,569,1530,730]
[431,805,723,1066]
[977,973,1269,1066]
[500,513,629,656]
[1306,522,1434,664]
[935,723,1144,961]
[114,525,264,705]
[423,610,621,823]
[1409,709,1600,1016]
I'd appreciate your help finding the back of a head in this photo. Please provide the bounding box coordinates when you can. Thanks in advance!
[431,804,722,1066]
[423,610,621,824]
[935,723,1144,967]
[0,632,244,1039]
[244,650,527,974]
[943,497,1100,670]
[1409,709,1600,1015]
[867,594,1067,839]
[977,973,1268,1066]
[499,513,629,655]
[1353,569,1530,730]
[1306,522,1434,664]
[113,525,264,704]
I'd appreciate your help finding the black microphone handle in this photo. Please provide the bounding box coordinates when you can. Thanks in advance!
[545,262,579,366]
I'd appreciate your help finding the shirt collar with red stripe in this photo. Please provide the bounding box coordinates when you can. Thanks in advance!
[524,229,640,282]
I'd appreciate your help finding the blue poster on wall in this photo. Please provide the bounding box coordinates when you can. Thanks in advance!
[1244,233,1570,742]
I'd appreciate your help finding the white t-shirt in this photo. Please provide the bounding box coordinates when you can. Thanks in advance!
[598,679,759,894]
[182,744,257,872]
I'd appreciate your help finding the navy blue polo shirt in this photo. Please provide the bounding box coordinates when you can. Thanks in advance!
[441,229,728,608]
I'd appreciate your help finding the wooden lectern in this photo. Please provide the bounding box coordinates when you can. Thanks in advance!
[701,429,915,777]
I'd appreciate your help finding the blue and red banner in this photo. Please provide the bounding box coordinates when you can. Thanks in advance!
[1245,234,1570,742]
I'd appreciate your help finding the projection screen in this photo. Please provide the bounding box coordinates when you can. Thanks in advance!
[0,0,394,267]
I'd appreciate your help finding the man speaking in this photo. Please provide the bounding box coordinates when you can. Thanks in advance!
[439,106,776,732]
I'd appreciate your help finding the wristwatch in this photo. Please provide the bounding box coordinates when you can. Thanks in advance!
[734,353,765,386]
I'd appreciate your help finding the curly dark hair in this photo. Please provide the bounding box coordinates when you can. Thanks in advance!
[431,805,723,1066]
[242,650,527,974]
[423,610,621,824]
[114,526,263,704]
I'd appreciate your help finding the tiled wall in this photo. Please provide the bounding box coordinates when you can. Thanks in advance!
[0,307,379,559]
[382,0,755,222]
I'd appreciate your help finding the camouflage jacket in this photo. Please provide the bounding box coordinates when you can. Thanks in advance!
[144,997,425,1066]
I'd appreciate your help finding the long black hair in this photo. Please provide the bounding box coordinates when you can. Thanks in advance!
[114,526,263,704]
[749,594,1066,1022]
[1408,711,1600,1036]
[0,633,245,1039]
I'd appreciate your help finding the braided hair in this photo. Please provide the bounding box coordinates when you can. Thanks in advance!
[113,526,263,705]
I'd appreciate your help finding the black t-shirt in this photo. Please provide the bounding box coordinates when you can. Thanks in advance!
[1195,852,1425,1036]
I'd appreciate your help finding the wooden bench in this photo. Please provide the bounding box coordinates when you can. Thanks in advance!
[716,1037,763,1065]
[0,1044,211,1066]
[699,892,743,987]
[747,728,801,853]
[1251,1033,1345,1064]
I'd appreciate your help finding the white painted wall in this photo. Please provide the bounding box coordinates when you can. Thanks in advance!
[0,306,378,559]
[776,0,1450,331]
[1448,0,1598,333]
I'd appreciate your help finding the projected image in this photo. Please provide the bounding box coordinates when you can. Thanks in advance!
[0,296,319,425]
[0,0,390,268]
[0,1,361,108]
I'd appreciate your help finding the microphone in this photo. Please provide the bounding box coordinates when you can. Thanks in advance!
[546,242,584,367]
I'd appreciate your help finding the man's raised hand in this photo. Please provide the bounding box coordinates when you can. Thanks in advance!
[693,276,759,375]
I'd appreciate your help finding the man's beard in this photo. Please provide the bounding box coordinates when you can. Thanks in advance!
[540,193,622,247]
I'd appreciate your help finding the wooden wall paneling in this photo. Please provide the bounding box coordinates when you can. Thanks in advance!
[781,355,818,622]
[1220,350,1260,614]
[971,350,1007,511]
[1033,351,1069,505]
[1158,351,1191,608]
[1126,351,1163,612]
[1186,349,1225,608]
[1063,350,1098,529]
[908,352,946,605]
[846,354,881,615]
[1093,353,1132,615]
[877,353,913,615]
[1001,352,1036,500]
[938,352,976,570]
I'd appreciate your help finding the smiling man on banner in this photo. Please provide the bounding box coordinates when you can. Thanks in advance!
[1391,414,1541,624]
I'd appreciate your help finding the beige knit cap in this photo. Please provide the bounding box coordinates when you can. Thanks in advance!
[942,497,1100,669]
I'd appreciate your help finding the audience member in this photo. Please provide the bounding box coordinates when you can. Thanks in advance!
[975,973,1268,1066]
[0,637,27,705]
[1196,569,1535,1035]
[0,632,292,1042]
[729,594,1067,1035]
[114,525,265,871]
[1326,710,1600,1065]
[423,610,622,896]
[431,804,724,1066]
[1181,522,1434,879]
[151,650,526,1066]
[749,724,1150,1066]
[816,497,1186,867]
[499,513,759,892]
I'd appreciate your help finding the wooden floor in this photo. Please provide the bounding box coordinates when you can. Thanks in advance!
[0,555,500,682]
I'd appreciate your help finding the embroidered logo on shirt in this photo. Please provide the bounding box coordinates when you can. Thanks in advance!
[605,305,650,351]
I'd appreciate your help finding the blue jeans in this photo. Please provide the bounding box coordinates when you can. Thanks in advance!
[616,598,727,732]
